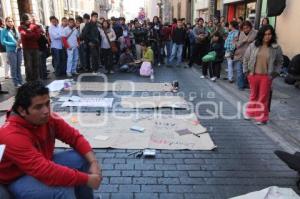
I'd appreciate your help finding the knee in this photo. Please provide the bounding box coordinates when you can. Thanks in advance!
[54,187,76,199]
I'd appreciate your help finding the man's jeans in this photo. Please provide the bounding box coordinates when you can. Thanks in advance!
[169,43,183,65]
[8,150,94,199]
[7,49,23,86]
[165,41,172,60]
[51,48,65,76]
[234,60,245,89]
[67,47,79,74]
[23,49,40,81]
[79,42,90,71]
[226,57,234,81]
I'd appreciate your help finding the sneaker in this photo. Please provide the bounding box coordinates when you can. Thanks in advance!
[200,75,206,79]
[67,73,72,77]
[229,80,234,83]
[210,77,217,82]
[255,121,267,125]
[243,115,251,120]
[109,70,115,74]
[72,72,79,75]
[5,76,10,79]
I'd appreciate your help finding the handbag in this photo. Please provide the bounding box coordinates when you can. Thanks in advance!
[202,51,217,63]
[104,30,118,53]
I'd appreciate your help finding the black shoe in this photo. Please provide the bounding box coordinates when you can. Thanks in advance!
[274,150,300,172]
[0,90,9,94]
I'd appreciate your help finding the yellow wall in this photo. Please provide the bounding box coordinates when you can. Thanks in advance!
[276,0,300,58]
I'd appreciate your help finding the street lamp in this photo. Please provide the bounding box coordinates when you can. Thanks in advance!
[157,0,163,19]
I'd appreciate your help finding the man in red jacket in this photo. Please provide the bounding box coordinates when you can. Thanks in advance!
[18,13,42,82]
[0,81,102,199]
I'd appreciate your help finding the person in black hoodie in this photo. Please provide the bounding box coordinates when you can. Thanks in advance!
[168,19,186,67]
[81,12,101,73]
[202,32,225,81]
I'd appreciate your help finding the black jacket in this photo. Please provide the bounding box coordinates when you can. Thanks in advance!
[210,40,225,63]
[172,27,186,45]
[81,22,101,45]
[132,28,147,44]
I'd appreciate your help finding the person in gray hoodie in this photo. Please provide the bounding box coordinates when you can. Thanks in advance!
[243,25,283,125]
[233,21,257,90]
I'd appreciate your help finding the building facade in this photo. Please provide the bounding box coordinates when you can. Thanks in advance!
[0,0,95,26]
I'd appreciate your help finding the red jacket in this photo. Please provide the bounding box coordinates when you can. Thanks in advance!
[0,112,91,186]
[18,23,41,49]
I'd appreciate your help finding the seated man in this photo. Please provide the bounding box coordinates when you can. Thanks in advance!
[119,47,137,72]
[0,81,102,199]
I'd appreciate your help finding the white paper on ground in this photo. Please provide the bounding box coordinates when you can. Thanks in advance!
[58,96,81,102]
[46,80,66,92]
[94,135,109,141]
[230,186,300,199]
[61,98,114,108]
[0,145,6,161]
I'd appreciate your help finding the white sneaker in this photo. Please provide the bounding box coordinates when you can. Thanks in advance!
[67,73,72,77]
[256,121,267,125]
[210,77,217,81]
[243,115,251,120]
[200,75,206,79]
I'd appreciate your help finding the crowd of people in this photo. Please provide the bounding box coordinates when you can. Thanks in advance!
[0,12,283,124]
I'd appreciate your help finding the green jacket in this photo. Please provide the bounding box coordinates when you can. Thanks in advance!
[143,47,154,63]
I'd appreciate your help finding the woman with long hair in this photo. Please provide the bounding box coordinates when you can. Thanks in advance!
[1,17,23,88]
[0,17,10,79]
[99,20,116,74]
[150,16,163,66]
[243,25,283,125]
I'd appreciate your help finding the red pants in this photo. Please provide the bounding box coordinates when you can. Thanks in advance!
[246,74,272,122]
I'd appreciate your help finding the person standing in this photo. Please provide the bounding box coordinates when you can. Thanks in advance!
[233,21,257,90]
[189,18,209,70]
[1,17,23,88]
[0,17,10,79]
[62,18,79,77]
[243,25,283,125]
[18,13,41,82]
[168,19,186,67]
[99,20,116,74]
[49,16,65,77]
[79,14,91,72]
[132,20,147,60]
[82,12,101,73]
[224,20,239,83]
[149,16,163,66]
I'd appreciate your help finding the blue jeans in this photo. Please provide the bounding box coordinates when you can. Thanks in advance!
[234,60,245,89]
[67,47,79,74]
[165,41,172,60]
[8,150,93,199]
[169,43,183,65]
[7,49,23,86]
[51,48,65,76]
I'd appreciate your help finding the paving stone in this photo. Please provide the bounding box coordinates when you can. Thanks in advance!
[164,171,189,177]
[157,177,180,185]
[155,164,177,170]
[135,193,159,199]
[141,185,168,193]
[119,185,140,192]
[143,171,164,177]
[133,177,157,184]
[110,177,132,184]
[99,185,119,193]
[159,193,184,199]
[122,170,142,177]
[114,164,134,170]
[111,193,133,199]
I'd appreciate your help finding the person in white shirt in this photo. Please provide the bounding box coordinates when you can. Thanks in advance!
[48,16,65,76]
[99,20,116,74]
[62,18,79,77]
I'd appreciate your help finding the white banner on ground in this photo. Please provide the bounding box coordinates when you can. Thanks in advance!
[61,97,114,108]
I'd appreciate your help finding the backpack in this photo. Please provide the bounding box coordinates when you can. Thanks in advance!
[139,61,153,76]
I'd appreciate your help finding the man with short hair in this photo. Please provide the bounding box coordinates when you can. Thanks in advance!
[18,13,42,81]
[82,12,101,73]
[49,16,65,76]
[0,81,102,199]
[62,18,79,77]
[79,14,91,72]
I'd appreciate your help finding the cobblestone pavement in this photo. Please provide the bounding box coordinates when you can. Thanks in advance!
[1,63,299,199]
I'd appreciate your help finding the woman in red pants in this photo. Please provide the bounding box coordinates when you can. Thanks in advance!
[243,25,283,125]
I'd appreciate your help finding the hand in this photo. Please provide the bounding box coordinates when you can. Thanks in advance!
[87,174,102,189]
[89,161,101,175]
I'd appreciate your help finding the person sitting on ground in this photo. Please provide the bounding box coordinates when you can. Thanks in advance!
[140,41,154,64]
[0,81,102,199]
[119,47,136,72]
